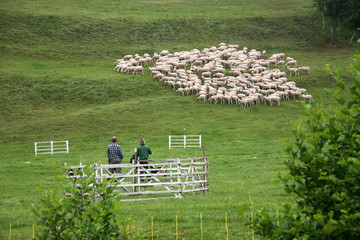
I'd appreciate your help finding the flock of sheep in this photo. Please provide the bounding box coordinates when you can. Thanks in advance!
[113,43,313,107]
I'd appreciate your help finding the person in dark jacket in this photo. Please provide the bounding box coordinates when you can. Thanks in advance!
[107,136,123,173]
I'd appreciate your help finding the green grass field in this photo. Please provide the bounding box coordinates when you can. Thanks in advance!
[0,0,359,239]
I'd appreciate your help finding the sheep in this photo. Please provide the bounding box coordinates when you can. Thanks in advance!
[176,88,185,96]
[166,80,176,88]
[197,94,207,103]
[287,90,302,100]
[213,73,225,78]
[202,72,212,78]
[160,50,169,56]
[133,66,144,75]
[153,73,165,81]
[208,95,219,104]
[300,94,314,103]
[125,66,135,74]
[285,60,297,67]
[263,95,280,106]
[174,62,187,70]
[138,58,148,66]
[191,59,203,66]
[287,67,299,77]
[123,55,133,60]
[275,60,285,67]
[299,66,311,75]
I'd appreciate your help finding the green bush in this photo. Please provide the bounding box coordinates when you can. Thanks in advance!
[32,169,146,239]
[252,51,360,239]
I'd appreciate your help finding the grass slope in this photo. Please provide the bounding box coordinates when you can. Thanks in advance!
[0,0,359,239]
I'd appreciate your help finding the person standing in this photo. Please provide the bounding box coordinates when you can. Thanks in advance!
[136,138,152,162]
[107,136,123,173]
[136,138,152,180]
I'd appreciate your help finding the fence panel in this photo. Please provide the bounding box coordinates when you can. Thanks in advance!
[65,157,209,201]
[169,135,202,149]
[35,141,69,156]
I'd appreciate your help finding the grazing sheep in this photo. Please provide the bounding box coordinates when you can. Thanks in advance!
[285,60,297,67]
[300,94,314,103]
[160,50,169,56]
[176,88,185,96]
[288,90,302,100]
[299,66,311,75]
[287,67,299,77]
[123,55,133,60]
[133,66,144,75]
[275,60,285,67]
[197,94,207,103]
[202,72,212,78]
[208,95,219,104]
[114,43,311,108]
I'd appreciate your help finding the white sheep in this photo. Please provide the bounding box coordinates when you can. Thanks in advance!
[197,94,207,103]
[133,66,144,75]
[287,67,299,77]
[285,60,297,67]
[176,88,185,96]
[300,94,314,103]
[123,55,133,60]
[299,66,311,75]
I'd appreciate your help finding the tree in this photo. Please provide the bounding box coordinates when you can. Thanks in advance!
[33,170,146,239]
[252,50,360,239]
[313,0,360,44]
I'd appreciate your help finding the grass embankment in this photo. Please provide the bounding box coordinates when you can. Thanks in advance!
[0,0,359,238]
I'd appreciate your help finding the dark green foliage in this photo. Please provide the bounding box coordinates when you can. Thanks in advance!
[313,0,360,44]
[314,0,360,24]
[253,52,360,239]
[32,171,146,239]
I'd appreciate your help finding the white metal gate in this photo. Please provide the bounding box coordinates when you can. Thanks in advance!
[65,157,209,201]
[169,135,202,149]
[35,141,69,156]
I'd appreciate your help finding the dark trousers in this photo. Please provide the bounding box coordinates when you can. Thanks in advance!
[140,160,148,180]
[109,158,122,173]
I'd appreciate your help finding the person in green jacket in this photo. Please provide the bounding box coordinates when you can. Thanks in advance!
[137,138,152,162]
[137,138,152,181]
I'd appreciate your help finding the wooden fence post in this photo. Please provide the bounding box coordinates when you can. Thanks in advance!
[202,147,209,195]
[176,215,178,240]
[200,213,203,240]
[225,212,229,240]
[133,148,137,193]
[177,159,182,197]
[151,216,154,240]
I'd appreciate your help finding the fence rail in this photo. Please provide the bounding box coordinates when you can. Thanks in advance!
[65,157,209,201]
[169,135,202,149]
[34,141,69,156]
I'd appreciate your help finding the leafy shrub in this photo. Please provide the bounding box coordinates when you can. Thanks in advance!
[252,51,360,239]
[32,169,146,239]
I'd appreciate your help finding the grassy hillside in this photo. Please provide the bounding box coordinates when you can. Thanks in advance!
[1,0,314,19]
[0,0,359,239]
